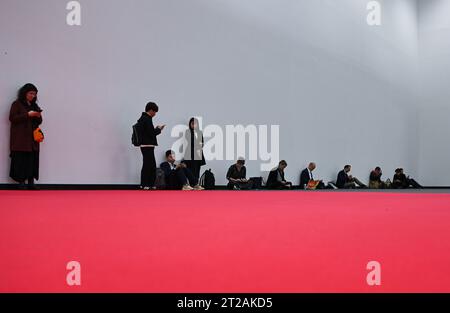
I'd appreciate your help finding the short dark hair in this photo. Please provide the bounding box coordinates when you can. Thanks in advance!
[279,160,287,166]
[165,150,174,158]
[145,102,159,112]
[375,167,381,171]
[344,165,351,170]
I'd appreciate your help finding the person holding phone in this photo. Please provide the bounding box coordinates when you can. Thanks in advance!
[9,83,43,190]
[137,102,165,190]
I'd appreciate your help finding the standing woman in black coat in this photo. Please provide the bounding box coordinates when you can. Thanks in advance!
[183,117,206,180]
[9,83,43,190]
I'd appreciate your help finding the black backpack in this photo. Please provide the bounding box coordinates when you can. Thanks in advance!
[154,168,166,190]
[132,122,144,147]
[200,169,215,190]
[249,177,263,190]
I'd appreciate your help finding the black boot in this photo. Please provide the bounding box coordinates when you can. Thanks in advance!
[27,179,39,190]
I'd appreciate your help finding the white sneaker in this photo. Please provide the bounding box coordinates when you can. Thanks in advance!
[328,182,338,190]
[193,185,205,190]
[182,184,194,191]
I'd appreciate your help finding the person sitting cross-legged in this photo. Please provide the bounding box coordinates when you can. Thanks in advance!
[160,150,204,190]
[266,160,293,190]
[369,166,389,189]
[300,162,326,190]
[226,158,254,190]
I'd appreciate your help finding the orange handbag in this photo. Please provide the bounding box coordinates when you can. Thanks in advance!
[307,180,320,190]
[33,127,44,143]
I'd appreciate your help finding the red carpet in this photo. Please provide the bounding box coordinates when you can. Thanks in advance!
[1,190,450,292]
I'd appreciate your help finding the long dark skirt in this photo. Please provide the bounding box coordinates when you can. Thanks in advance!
[10,151,40,182]
[183,160,202,180]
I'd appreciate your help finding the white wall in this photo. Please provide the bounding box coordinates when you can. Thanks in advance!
[0,0,420,185]
[417,0,450,186]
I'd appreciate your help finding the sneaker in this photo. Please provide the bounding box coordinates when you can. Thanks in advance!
[193,185,205,190]
[142,186,151,190]
[182,184,194,191]
[328,182,338,190]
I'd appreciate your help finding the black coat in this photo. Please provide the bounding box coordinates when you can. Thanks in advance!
[160,161,175,178]
[9,100,43,152]
[267,168,284,188]
[336,170,349,188]
[137,113,161,146]
[226,164,246,180]
[300,168,312,188]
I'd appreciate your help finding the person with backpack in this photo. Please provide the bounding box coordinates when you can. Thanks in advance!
[135,102,165,190]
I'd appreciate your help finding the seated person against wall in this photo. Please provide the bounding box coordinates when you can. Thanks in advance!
[266,160,293,189]
[369,166,389,189]
[160,150,204,190]
[392,168,423,189]
[336,165,367,189]
[300,162,325,190]
[226,158,253,190]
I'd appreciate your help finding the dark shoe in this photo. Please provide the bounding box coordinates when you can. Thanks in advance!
[18,182,27,190]
[27,184,40,190]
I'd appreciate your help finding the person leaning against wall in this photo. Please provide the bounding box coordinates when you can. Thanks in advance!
[9,83,43,190]
[182,117,206,180]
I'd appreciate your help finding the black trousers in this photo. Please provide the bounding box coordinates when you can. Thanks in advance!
[393,179,422,189]
[167,168,198,189]
[140,147,156,188]
[183,160,202,180]
[227,180,254,190]
[409,178,422,188]
[10,151,39,183]
[267,181,292,190]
